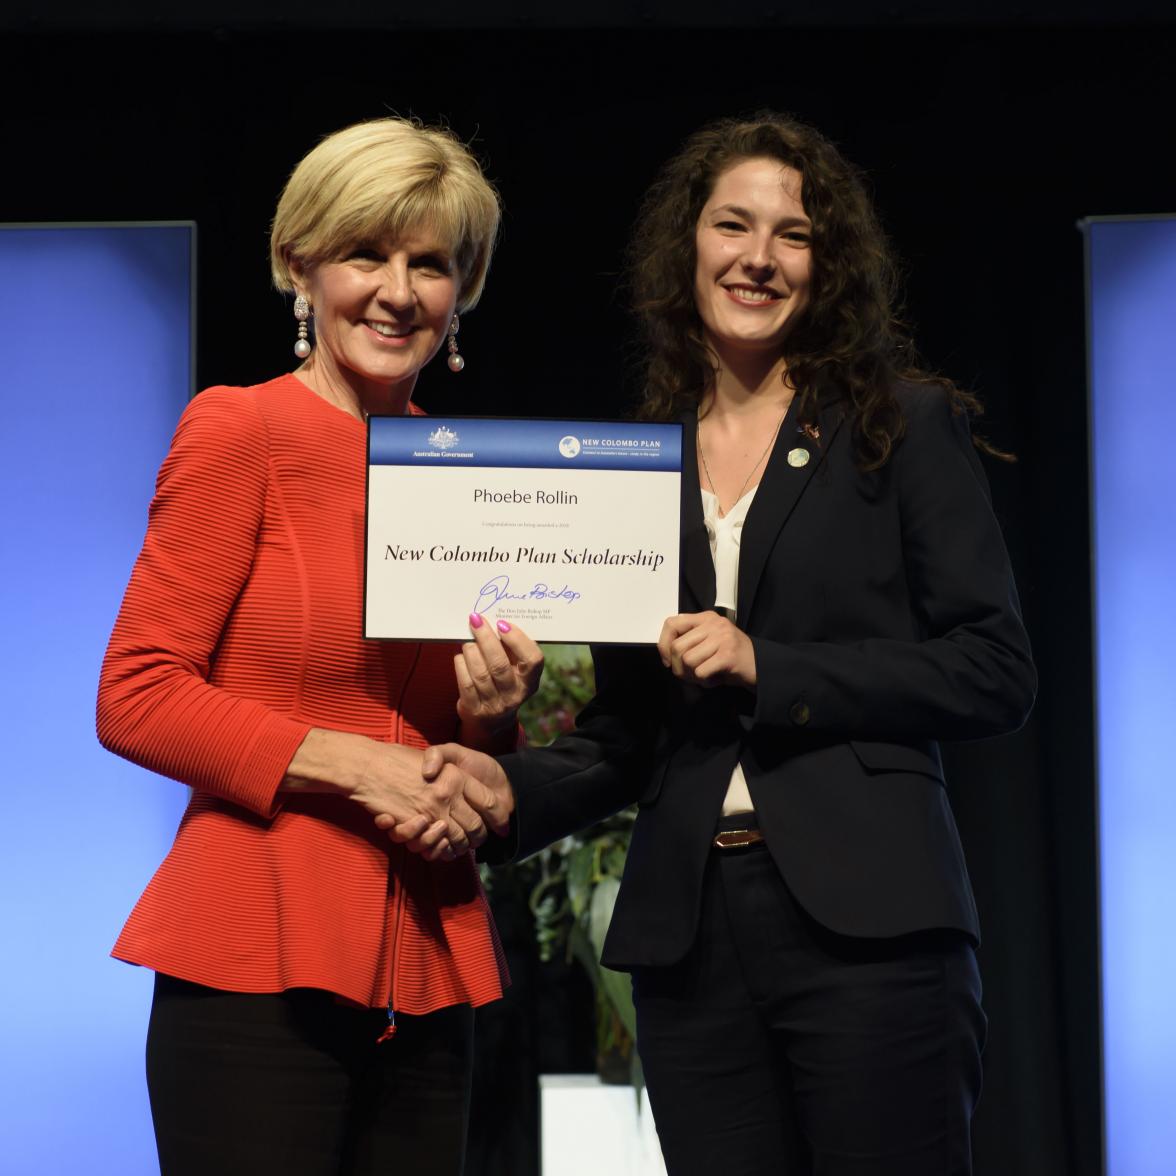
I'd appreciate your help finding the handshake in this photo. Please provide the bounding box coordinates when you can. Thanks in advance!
[372,742,515,863]
[285,615,541,862]
[282,730,515,864]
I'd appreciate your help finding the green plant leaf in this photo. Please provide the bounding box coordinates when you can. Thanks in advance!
[566,843,595,918]
[588,878,637,1041]
[600,839,629,879]
[587,875,619,957]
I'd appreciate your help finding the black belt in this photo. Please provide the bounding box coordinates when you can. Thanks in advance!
[712,813,766,851]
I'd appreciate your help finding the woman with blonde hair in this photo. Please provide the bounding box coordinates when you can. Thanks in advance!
[98,117,542,1176]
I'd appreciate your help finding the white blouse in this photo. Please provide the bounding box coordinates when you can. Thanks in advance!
[700,486,757,817]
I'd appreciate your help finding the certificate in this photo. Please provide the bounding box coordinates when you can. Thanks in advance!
[364,417,682,643]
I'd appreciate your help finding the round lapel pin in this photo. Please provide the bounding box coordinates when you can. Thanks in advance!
[787,447,810,468]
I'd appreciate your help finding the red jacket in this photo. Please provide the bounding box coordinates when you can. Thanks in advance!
[98,375,507,1012]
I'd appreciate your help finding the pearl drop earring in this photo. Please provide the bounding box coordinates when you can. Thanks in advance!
[446,314,464,372]
[293,295,312,359]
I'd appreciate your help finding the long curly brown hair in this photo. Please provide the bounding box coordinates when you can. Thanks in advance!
[628,111,997,469]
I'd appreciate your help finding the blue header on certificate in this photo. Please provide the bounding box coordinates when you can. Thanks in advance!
[369,417,682,472]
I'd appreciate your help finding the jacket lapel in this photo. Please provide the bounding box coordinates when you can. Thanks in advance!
[679,412,716,612]
[736,396,845,628]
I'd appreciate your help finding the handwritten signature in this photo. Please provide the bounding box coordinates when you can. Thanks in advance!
[473,574,582,616]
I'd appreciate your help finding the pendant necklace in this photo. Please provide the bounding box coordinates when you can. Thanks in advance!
[697,407,789,516]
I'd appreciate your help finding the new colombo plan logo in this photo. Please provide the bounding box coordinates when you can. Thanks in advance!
[558,435,581,458]
[428,426,459,450]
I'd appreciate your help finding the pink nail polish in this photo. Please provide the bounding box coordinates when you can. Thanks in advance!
[469,612,484,629]
[496,620,512,634]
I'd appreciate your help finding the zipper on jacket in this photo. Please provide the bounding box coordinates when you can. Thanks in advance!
[376,1008,397,1044]
[377,643,421,1044]
[377,855,409,1044]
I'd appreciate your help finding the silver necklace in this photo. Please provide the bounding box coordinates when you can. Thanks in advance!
[697,409,788,516]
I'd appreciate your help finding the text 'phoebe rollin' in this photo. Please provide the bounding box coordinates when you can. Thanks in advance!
[472,488,578,505]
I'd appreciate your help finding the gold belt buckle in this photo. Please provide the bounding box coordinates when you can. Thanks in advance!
[712,828,765,850]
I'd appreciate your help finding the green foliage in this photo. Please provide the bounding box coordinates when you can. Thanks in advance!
[516,642,598,746]
[495,645,640,1082]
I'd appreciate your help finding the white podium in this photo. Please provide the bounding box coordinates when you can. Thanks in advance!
[539,1074,668,1176]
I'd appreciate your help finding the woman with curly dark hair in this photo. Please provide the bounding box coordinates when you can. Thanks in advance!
[424,111,1036,1174]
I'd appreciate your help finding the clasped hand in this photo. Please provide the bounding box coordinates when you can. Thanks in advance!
[374,744,512,863]
[371,615,536,862]
[658,610,757,688]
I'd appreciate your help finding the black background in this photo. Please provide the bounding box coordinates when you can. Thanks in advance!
[6,6,1174,1172]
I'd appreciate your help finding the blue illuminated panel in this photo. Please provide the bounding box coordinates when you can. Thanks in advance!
[1088,216,1176,1176]
[0,225,194,1174]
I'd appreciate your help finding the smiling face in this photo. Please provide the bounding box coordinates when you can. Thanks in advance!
[290,227,459,410]
[693,157,813,360]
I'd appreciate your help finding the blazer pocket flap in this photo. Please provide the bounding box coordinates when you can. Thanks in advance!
[848,739,944,781]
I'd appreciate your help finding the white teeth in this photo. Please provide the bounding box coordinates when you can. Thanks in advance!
[728,287,777,303]
[366,320,410,337]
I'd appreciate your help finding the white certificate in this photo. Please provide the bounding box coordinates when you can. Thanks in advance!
[364,417,682,643]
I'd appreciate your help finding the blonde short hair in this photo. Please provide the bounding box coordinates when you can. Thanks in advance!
[270,117,501,312]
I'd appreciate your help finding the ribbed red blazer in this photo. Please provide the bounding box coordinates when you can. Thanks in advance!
[98,375,507,1012]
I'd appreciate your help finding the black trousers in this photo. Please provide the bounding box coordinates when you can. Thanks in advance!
[146,974,474,1176]
[633,830,986,1176]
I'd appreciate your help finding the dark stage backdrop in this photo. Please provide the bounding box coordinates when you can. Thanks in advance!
[7,19,1175,1174]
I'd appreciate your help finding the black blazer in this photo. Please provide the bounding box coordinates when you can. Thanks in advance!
[497,383,1036,971]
